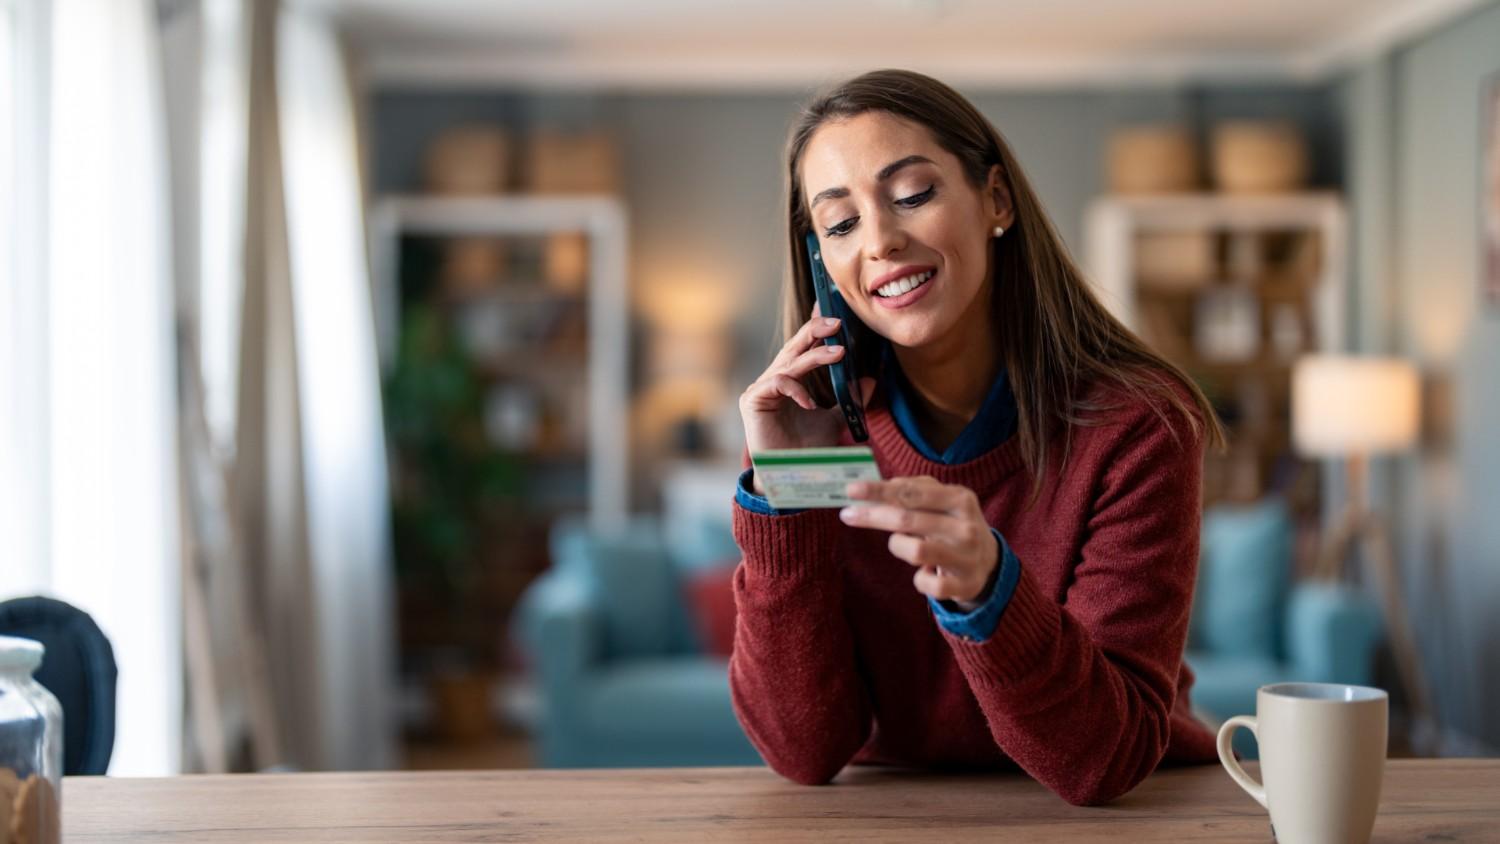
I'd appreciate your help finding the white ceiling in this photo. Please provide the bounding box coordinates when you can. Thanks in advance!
[300,0,1493,90]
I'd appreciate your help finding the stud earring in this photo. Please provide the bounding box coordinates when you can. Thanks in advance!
[992,225,1006,238]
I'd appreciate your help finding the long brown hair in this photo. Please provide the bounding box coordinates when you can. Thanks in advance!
[781,69,1225,485]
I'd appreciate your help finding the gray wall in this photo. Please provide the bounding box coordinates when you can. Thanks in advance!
[1339,1,1500,751]
[371,84,1339,386]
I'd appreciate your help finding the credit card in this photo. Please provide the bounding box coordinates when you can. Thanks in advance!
[749,446,883,509]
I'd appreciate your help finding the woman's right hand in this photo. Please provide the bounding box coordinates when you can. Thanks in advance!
[739,311,860,465]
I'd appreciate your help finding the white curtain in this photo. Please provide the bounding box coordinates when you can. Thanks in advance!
[199,0,250,455]
[180,0,395,771]
[2,0,395,775]
[270,6,396,771]
[45,0,181,776]
[0,0,50,598]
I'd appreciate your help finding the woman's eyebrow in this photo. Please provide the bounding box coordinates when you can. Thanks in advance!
[809,154,935,209]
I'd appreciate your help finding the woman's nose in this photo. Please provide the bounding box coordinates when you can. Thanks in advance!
[862,209,908,260]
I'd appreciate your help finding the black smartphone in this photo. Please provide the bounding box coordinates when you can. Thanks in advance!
[804,231,868,443]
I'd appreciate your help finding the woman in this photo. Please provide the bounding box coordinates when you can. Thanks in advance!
[731,69,1226,807]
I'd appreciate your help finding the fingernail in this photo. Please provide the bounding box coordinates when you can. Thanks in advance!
[839,507,856,521]
[824,317,840,326]
[845,482,866,497]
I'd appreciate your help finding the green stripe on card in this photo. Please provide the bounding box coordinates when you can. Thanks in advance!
[752,453,875,466]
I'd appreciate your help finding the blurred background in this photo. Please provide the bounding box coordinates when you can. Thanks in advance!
[1,0,1497,776]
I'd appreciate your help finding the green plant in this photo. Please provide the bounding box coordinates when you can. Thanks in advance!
[384,303,522,645]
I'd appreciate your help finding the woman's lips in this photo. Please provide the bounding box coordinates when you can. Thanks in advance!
[870,270,937,310]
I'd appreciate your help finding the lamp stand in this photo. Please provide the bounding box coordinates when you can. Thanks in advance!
[1314,454,1436,747]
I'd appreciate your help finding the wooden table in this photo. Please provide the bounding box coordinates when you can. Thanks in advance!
[63,760,1499,842]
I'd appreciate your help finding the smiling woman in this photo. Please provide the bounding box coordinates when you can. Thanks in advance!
[730,69,1228,806]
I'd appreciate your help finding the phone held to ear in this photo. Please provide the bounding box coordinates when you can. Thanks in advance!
[804,231,868,443]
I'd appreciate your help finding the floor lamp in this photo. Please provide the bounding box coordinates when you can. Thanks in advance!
[1292,355,1435,740]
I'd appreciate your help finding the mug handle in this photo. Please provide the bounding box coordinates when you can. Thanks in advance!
[1217,715,1267,809]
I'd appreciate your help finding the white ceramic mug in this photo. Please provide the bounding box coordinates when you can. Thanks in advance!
[1218,683,1388,844]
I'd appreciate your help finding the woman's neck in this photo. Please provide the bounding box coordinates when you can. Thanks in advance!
[890,303,1000,454]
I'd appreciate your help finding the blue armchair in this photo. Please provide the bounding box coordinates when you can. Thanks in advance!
[512,514,760,768]
[1185,498,1385,757]
[515,497,1383,766]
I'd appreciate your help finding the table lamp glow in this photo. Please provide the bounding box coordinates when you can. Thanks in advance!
[1291,354,1432,739]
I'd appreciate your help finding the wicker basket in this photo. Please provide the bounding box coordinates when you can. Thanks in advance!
[424,125,512,195]
[1106,126,1200,194]
[1135,232,1216,291]
[524,131,619,194]
[1212,121,1308,194]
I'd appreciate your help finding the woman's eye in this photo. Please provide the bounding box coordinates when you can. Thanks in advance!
[824,218,856,238]
[897,185,935,207]
[822,186,933,237]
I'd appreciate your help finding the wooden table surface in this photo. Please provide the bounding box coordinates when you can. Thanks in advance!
[62,759,1500,842]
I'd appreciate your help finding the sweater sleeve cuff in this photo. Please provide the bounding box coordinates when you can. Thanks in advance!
[928,529,1020,642]
[733,484,841,581]
[734,468,806,516]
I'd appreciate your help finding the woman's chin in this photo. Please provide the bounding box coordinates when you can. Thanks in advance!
[871,311,953,347]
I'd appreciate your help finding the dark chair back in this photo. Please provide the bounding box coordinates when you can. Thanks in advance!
[0,596,117,775]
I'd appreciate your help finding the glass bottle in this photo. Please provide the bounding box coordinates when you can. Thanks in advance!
[0,636,63,844]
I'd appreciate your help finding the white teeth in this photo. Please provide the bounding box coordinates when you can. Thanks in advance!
[875,270,934,298]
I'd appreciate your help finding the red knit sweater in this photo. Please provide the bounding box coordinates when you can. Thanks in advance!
[729,381,1218,806]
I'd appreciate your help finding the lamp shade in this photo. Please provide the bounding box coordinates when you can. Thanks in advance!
[1292,355,1420,456]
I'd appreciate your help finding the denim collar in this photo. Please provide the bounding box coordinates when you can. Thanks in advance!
[880,340,1017,465]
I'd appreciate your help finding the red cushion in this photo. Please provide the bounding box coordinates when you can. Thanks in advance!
[683,561,739,657]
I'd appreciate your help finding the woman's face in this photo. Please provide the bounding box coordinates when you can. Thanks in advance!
[799,111,1012,350]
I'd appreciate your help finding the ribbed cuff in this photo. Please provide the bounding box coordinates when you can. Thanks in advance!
[732,495,842,581]
[943,560,1060,687]
[928,529,1020,642]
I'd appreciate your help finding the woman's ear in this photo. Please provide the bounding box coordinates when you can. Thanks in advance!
[986,164,1015,230]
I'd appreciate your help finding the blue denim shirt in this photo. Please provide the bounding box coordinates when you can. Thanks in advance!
[736,342,1022,641]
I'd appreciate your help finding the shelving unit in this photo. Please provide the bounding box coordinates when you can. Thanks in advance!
[368,194,629,532]
[1084,193,1347,508]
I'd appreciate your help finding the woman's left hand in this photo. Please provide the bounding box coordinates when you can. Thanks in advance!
[839,476,998,608]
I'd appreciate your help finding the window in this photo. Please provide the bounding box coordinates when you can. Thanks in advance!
[1,0,182,776]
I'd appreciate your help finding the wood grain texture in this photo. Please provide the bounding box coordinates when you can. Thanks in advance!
[62,760,1500,842]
